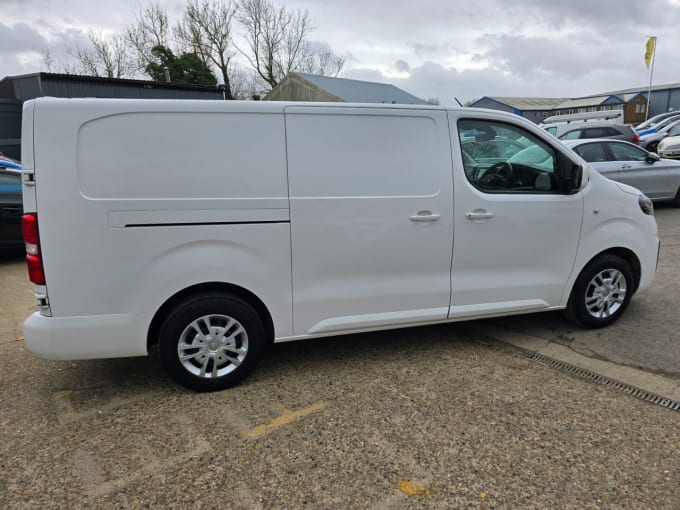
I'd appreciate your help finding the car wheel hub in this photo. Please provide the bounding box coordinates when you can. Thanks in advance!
[585,269,627,319]
[177,314,249,379]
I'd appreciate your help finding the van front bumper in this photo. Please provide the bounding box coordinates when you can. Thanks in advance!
[24,312,151,360]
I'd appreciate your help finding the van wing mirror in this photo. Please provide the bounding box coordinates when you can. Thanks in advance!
[556,151,583,193]
[567,164,583,192]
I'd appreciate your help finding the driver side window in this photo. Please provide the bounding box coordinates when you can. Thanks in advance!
[458,119,559,194]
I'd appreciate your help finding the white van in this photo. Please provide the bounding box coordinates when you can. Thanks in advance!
[21,98,659,391]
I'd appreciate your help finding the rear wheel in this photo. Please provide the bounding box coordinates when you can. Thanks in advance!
[647,141,659,153]
[673,187,680,207]
[564,255,634,328]
[158,293,266,391]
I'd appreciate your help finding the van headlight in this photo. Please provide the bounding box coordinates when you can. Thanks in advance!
[638,194,654,215]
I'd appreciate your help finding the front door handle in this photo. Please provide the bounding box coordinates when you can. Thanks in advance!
[465,210,494,220]
[620,165,632,170]
[409,210,441,222]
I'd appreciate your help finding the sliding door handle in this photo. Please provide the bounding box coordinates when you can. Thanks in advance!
[409,211,441,222]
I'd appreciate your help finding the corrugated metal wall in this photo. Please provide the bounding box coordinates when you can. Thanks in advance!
[649,90,670,116]
[648,89,680,116]
[10,75,42,100]
[667,89,680,113]
[0,100,22,160]
[41,78,223,100]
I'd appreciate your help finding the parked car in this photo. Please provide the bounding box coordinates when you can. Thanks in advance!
[635,111,680,131]
[550,122,639,144]
[639,118,680,153]
[563,138,680,205]
[658,133,680,160]
[0,163,23,251]
[0,154,22,170]
[636,114,680,136]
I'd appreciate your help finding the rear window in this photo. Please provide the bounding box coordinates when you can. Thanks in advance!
[581,127,620,138]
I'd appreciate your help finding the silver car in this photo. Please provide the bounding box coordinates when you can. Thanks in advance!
[563,138,680,205]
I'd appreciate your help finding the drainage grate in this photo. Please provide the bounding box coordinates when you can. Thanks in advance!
[479,338,680,412]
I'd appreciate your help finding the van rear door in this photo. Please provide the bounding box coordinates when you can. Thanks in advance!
[285,106,454,335]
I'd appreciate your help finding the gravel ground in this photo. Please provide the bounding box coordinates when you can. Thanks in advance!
[1,299,679,508]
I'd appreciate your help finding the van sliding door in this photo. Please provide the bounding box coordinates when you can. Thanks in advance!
[285,106,454,335]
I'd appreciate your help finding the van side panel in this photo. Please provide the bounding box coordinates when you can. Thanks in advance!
[77,112,288,200]
[30,99,292,358]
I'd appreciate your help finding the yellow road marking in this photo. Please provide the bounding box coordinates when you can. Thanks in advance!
[17,336,24,341]
[397,480,430,496]
[242,401,326,439]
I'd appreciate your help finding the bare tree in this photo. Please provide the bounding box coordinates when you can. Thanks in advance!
[237,0,316,89]
[176,0,238,99]
[42,50,55,72]
[126,2,171,71]
[301,49,345,77]
[230,66,268,99]
[66,31,134,78]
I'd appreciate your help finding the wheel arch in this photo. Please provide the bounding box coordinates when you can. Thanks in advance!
[574,247,642,295]
[147,282,275,352]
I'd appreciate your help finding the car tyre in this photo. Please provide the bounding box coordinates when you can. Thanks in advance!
[564,255,634,328]
[158,292,266,392]
[673,187,680,207]
[647,141,659,153]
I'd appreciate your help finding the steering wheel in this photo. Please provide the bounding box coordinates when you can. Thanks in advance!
[480,161,513,187]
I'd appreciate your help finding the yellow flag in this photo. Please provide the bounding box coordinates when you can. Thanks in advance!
[645,37,656,68]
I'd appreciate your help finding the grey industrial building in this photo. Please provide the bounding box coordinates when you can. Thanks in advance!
[470,82,680,124]
[0,72,224,160]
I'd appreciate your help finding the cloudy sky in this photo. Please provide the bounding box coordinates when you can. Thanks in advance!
[1,0,680,104]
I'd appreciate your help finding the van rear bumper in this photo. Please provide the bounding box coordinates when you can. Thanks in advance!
[24,312,150,360]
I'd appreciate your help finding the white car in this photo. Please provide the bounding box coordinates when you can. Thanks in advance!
[658,134,680,160]
[563,138,680,205]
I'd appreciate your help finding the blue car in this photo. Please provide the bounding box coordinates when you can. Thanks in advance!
[0,156,23,252]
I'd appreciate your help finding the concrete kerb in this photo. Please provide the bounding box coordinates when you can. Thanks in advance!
[471,323,680,404]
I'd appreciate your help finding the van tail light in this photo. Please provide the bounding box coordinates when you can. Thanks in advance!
[22,213,46,285]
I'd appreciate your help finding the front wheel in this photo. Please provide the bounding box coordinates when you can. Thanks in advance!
[564,255,634,328]
[647,141,659,153]
[158,293,266,391]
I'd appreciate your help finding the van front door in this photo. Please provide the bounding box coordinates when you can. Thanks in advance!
[449,114,583,318]
[285,107,454,335]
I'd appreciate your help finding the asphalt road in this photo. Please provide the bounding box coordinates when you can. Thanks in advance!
[1,205,680,509]
[488,204,680,377]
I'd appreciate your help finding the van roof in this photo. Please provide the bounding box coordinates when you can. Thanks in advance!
[31,96,531,116]
[31,97,546,130]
